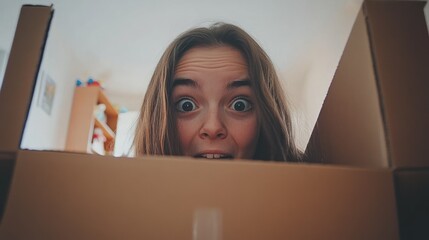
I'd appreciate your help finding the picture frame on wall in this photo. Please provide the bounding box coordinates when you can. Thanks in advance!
[37,71,56,115]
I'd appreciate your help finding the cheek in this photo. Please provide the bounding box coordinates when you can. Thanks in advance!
[176,119,195,153]
[229,117,259,154]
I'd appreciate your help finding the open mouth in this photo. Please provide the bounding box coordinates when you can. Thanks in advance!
[194,153,233,160]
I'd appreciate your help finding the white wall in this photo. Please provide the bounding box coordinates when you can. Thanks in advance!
[20,19,84,151]
[0,1,19,91]
[279,2,362,149]
[0,49,7,90]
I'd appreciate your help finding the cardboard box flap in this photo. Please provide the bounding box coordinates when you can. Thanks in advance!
[0,5,53,153]
[0,150,399,239]
[306,1,429,169]
[365,1,429,168]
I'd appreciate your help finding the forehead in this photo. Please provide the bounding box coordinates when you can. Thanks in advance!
[175,45,248,74]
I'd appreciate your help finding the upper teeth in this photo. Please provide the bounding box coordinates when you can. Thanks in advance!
[201,154,225,159]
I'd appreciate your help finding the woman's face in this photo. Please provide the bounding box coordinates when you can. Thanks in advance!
[171,45,259,160]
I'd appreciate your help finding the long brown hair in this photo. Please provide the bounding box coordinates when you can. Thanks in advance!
[134,23,302,162]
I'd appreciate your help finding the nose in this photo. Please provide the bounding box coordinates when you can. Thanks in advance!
[199,109,227,140]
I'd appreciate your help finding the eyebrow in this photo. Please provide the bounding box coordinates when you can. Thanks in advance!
[227,79,251,89]
[172,78,251,90]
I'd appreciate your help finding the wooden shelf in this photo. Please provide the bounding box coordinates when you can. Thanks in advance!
[94,118,115,141]
[65,86,118,155]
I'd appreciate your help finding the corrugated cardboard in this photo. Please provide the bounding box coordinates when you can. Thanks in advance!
[305,1,429,239]
[365,1,429,169]
[366,4,429,237]
[0,5,53,153]
[306,1,429,169]
[0,150,399,239]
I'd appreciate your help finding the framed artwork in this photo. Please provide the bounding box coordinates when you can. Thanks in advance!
[38,71,56,115]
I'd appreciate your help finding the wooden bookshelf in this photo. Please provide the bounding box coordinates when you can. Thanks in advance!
[65,87,118,155]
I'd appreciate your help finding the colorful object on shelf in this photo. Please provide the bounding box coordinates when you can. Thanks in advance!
[75,77,105,89]
[119,107,128,113]
[75,79,83,87]
[87,78,102,87]
[92,127,107,155]
[113,105,129,114]
[92,127,107,142]
[86,78,104,89]
[94,104,107,123]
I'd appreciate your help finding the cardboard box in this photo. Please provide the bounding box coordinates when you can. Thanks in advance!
[305,1,429,238]
[0,150,399,239]
[2,2,429,239]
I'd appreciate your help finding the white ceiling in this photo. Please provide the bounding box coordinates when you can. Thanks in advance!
[1,0,367,149]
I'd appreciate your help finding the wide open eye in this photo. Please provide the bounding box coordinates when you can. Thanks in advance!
[176,98,197,112]
[230,98,252,112]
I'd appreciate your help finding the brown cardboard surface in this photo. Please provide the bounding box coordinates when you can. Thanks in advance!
[394,169,429,240]
[0,150,399,239]
[306,1,429,169]
[305,9,388,167]
[365,1,429,168]
[0,5,53,153]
